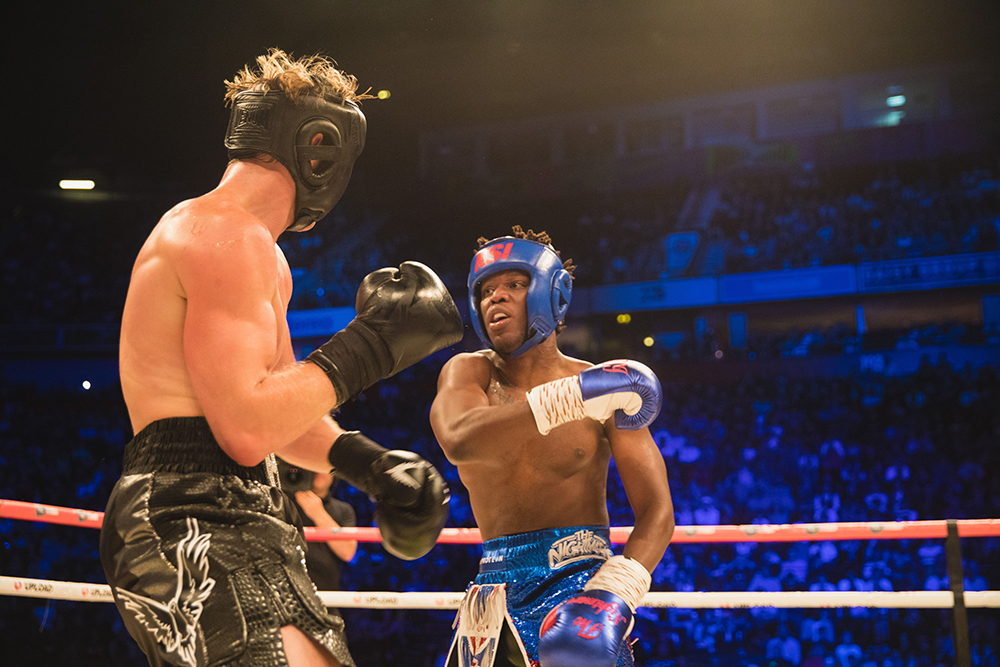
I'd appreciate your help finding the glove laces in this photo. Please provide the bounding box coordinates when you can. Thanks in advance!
[525,376,586,435]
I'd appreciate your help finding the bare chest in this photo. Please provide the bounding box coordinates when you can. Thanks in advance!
[484,373,606,468]
[488,376,525,406]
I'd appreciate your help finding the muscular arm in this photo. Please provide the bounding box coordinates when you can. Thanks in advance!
[608,423,675,573]
[180,217,338,466]
[429,353,539,464]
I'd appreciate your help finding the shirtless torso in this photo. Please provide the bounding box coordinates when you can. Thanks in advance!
[442,349,610,539]
[430,266,673,571]
[119,195,290,431]
[117,162,343,470]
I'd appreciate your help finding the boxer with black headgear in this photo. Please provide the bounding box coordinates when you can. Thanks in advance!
[431,226,675,667]
[224,87,366,232]
[101,49,462,667]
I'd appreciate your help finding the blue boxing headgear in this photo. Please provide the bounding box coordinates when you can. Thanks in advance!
[468,237,572,357]
[225,90,366,232]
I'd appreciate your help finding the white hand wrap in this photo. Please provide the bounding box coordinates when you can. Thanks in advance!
[525,376,588,435]
[583,555,652,612]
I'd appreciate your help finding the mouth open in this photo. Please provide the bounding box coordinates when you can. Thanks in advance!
[488,313,510,330]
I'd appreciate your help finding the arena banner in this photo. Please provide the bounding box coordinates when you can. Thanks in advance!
[719,265,856,304]
[857,252,1000,293]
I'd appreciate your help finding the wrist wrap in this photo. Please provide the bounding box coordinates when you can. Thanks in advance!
[583,555,651,612]
[525,376,586,435]
[307,321,393,405]
[327,430,388,498]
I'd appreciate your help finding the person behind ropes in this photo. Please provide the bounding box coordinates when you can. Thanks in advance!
[430,226,675,667]
[280,462,358,614]
[100,49,462,667]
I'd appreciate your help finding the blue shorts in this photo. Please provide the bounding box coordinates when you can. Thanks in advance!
[448,525,633,667]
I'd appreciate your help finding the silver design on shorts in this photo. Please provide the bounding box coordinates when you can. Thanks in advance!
[116,517,216,667]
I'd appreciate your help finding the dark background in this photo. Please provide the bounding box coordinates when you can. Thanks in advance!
[3,3,1000,666]
[6,0,1000,198]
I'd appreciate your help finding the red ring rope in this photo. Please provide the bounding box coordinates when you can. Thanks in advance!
[3,498,998,543]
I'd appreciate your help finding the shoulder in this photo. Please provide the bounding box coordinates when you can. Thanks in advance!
[438,351,495,388]
[559,352,593,374]
[168,198,278,283]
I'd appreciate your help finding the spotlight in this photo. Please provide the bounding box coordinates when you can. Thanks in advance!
[60,180,95,190]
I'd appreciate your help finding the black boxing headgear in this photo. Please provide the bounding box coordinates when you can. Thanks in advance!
[225,90,367,232]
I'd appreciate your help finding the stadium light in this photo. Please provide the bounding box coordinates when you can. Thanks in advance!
[59,180,95,190]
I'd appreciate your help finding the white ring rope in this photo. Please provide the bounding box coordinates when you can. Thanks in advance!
[3,576,998,610]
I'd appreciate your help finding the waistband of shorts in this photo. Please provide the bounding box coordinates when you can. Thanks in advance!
[122,416,271,484]
[479,526,613,573]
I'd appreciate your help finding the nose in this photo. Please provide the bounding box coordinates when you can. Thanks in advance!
[488,286,511,303]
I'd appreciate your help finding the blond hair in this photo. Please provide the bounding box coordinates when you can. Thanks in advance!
[224,48,374,106]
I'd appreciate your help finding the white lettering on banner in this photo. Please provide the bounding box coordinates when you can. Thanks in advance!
[547,530,613,569]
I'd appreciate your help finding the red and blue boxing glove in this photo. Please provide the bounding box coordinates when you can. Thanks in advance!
[538,555,652,667]
[526,360,662,435]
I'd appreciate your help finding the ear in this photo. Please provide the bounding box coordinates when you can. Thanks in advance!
[310,132,324,170]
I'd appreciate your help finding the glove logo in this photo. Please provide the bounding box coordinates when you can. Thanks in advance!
[384,461,422,490]
[573,617,604,639]
[604,361,630,376]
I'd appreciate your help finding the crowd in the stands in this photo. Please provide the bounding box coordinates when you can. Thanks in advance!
[2,140,999,665]
[2,352,997,666]
[4,153,998,330]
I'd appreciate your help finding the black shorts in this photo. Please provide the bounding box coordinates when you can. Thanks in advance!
[100,417,354,667]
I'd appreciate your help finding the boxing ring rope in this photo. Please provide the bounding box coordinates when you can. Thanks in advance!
[3,498,999,542]
[3,575,999,610]
[4,498,999,667]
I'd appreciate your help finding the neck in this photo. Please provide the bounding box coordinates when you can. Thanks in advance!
[212,160,296,241]
[495,336,564,383]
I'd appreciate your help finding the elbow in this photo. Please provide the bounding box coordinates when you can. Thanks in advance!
[215,429,276,468]
[648,504,675,545]
[434,431,469,464]
[662,510,676,544]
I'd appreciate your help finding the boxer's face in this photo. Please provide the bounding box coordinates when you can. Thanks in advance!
[479,269,530,354]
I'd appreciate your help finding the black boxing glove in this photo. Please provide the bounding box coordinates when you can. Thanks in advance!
[307,261,464,404]
[328,431,450,560]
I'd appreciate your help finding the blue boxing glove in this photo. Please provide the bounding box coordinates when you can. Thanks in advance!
[538,556,651,667]
[525,360,662,435]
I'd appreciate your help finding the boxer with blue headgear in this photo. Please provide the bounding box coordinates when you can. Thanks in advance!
[468,232,573,356]
[431,226,675,667]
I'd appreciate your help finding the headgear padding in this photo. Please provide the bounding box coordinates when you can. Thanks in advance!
[225,90,366,232]
[468,237,572,356]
